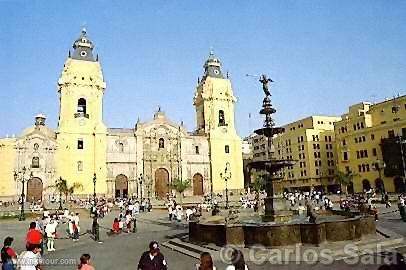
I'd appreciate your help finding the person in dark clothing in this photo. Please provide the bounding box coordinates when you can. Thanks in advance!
[1,237,17,270]
[137,241,167,270]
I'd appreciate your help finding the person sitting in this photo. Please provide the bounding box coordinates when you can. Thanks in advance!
[111,218,120,234]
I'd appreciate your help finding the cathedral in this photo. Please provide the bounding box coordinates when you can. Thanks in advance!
[0,29,244,201]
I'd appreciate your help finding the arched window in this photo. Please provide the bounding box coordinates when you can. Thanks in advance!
[118,142,124,152]
[77,98,87,114]
[32,157,39,168]
[219,110,226,126]
[158,138,165,149]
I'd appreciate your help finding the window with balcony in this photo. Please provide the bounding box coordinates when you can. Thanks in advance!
[75,98,89,118]
[218,110,226,126]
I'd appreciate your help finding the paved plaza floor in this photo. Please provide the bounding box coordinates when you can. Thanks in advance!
[0,204,405,269]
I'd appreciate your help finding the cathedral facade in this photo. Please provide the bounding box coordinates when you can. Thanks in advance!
[0,29,244,201]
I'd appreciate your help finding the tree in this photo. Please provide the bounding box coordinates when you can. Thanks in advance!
[335,170,358,193]
[46,178,83,208]
[170,179,191,205]
[251,175,266,201]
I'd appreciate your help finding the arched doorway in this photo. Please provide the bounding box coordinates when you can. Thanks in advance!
[375,178,385,193]
[362,179,371,192]
[155,168,169,199]
[27,177,43,203]
[347,182,354,194]
[394,177,405,193]
[115,174,128,198]
[193,173,204,196]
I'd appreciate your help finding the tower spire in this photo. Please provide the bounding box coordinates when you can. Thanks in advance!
[71,28,96,61]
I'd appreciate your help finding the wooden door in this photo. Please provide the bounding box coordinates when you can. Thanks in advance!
[155,168,169,199]
[26,177,43,203]
[193,173,204,196]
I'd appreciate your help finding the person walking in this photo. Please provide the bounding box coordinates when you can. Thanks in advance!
[77,254,95,270]
[1,237,17,270]
[72,213,80,241]
[45,219,57,251]
[137,241,167,270]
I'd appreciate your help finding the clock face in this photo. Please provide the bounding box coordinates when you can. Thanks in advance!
[80,51,87,57]
[214,69,220,75]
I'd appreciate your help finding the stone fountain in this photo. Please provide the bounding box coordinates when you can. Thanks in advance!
[188,74,376,248]
[247,74,296,222]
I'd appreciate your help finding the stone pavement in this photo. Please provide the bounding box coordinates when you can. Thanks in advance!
[1,208,405,269]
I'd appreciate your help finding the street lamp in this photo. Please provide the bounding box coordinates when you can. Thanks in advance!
[93,173,97,208]
[220,162,231,209]
[375,159,386,193]
[14,167,32,221]
[58,177,63,210]
[138,173,143,201]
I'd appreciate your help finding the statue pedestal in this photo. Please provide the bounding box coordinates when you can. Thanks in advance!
[262,197,293,223]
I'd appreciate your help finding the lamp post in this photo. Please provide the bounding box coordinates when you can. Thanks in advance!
[220,162,231,209]
[93,173,97,209]
[138,173,143,201]
[58,177,63,210]
[375,159,386,193]
[14,167,31,221]
[392,97,406,181]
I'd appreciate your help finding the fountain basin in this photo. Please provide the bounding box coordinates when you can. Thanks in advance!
[189,214,376,247]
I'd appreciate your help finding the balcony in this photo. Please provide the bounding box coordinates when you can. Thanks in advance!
[74,112,89,119]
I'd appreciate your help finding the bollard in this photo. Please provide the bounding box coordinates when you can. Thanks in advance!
[132,218,137,233]
[95,222,100,242]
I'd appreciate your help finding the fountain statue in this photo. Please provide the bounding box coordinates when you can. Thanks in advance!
[247,74,295,222]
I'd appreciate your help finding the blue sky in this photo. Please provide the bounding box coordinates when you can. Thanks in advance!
[0,1,405,137]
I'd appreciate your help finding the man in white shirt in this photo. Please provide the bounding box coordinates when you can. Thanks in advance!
[45,219,57,251]
[19,244,42,270]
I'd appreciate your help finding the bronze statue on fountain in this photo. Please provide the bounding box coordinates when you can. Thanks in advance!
[247,74,296,222]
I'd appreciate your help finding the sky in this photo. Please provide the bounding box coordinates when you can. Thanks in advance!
[0,1,405,138]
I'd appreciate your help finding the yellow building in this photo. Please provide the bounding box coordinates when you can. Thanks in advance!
[335,96,406,193]
[0,138,16,199]
[193,51,244,193]
[55,28,107,195]
[272,116,342,192]
[0,30,245,201]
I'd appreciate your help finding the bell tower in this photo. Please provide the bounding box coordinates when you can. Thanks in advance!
[193,51,244,193]
[56,28,107,195]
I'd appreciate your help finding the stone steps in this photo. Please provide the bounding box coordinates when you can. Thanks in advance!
[162,233,406,263]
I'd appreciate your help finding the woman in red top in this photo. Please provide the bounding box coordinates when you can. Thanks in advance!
[112,218,120,234]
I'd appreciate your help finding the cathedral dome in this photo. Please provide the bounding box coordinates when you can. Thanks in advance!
[71,28,96,62]
[203,50,223,79]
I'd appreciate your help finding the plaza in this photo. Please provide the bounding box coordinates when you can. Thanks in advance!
[1,1,406,270]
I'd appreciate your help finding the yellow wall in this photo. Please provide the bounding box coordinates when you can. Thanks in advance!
[0,139,16,199]
[335,97,406,193]
[56,58,107,195]
[273,116,341,191]
[195,75,244,193]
